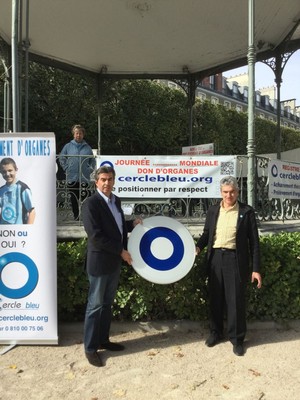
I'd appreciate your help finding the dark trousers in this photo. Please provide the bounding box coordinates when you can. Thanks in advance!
[208,249,246,345]
[84,268,121,353]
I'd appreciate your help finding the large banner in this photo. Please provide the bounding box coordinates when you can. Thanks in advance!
[97,155,237,198]
[0,133,57,345]
[269,159,300,200]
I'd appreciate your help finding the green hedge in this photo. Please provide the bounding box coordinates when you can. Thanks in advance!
[57,232,300,322]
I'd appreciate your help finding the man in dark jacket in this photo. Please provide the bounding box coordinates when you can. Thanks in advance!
[196,176,262,356]
[82,166,141,367]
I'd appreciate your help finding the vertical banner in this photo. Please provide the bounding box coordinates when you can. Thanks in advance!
[0,133,57,345]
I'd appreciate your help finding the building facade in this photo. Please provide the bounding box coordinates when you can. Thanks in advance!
[164,73,300,130]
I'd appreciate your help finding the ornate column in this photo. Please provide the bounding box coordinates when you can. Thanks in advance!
[247,0,256,207]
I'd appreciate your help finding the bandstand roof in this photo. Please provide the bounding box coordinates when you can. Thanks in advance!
[0,0,300,78]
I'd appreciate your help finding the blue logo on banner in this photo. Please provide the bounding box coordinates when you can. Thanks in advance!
[0,252,39,299]
[271,164,278,177]
[139,227,184,271]
[100,160,114,168]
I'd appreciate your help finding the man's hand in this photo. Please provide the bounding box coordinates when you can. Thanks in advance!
[121,249,132,265]
[133,218,142,227]
[195,246,200,255]
[251,272,262,288]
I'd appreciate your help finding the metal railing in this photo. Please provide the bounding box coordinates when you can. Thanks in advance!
[56,155,300,226]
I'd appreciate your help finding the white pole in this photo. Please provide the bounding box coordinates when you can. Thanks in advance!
[247,0,256,207]
[12,0,20,132]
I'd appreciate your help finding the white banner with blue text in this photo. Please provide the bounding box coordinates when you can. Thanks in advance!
[97,155,237,198]
[268,159,300,200]
[0,133,57,345]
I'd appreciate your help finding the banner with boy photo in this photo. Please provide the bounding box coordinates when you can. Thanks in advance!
[0,133,57,345]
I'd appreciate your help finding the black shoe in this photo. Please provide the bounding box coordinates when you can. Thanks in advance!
[85,351,103,367]
[205,332,222,347]
[100,341,125,351]
[233,344,244,356]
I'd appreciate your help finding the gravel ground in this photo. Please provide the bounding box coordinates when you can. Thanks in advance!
[1,320,300,400]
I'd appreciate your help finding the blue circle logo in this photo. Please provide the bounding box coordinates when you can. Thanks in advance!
[0,252,39,299]
[139,227,184,271]
[271,164,278,177]
[128,216,196,284]
[100,160,114,168]
[2,205,16,223]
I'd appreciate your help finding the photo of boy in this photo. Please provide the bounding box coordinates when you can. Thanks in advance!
[0,157,36,224]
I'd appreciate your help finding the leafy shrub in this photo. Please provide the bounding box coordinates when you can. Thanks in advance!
[247,232,300,320]
[115,249,209,321]
[57,232,300,322]
[57,239,89,321]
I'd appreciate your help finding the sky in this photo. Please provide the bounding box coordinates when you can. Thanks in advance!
[224,49,300,105]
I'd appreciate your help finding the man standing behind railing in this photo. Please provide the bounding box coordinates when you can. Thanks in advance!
[59,124,96,220]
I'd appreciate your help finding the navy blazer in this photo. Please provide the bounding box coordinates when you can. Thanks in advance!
[196,201,260,282]
[82,191,134,276]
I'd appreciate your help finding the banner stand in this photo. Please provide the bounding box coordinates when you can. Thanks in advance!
[0,133,58,346]
[0,344,16,355]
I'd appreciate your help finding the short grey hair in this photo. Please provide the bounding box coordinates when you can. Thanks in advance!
[220,176,239,190]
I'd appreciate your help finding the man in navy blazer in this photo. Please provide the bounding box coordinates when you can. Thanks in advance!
[82,165,141,367]
[196,176,262,356]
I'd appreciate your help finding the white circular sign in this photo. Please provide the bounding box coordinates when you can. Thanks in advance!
[128,216,196,284]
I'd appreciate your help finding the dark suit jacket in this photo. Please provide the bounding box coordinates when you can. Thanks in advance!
[82,191,134,276]
[196,201,260,282]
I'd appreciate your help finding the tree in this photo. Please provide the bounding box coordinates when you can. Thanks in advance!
[100,80,189,155]
[1,60,299,155]
[193,100,300,155]
[27,62,98,152]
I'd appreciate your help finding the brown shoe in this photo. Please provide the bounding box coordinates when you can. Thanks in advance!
[85,351,103,367]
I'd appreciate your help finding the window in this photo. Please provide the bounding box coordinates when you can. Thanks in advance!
[232,83,239,98]
[256,92,261,105]
[211,97,219,105]
[224,101,231,109]
[209,75,215,89]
